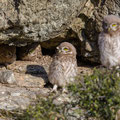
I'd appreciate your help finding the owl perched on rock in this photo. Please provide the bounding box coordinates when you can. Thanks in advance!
[98,15,120,68]
[48,42,77,92]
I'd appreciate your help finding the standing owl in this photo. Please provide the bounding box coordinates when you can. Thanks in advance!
[98,15,120,68]
[48,42,77,92]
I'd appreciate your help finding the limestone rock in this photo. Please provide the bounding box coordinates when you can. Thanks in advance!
[7,61,50,74]
[53,93,71,106]
[0,0,119,63]
[15,72,47,88]
[0,118,13,120]
[0,0,87,46]
[0,70,16,84]
[0,86,36,110]
[7,61,49,87]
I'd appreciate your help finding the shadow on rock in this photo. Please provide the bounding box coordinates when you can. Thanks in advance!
[26,65,49,83]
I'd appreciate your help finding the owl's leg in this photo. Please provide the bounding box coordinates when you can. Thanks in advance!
[51,84,58,93]
[115,65,120,69]
[62,87,68,93]
[95,65,105,69]
[4,63,9,69]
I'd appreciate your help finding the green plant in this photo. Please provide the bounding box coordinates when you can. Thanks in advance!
[11,97,66,120]
[68,68,120,120]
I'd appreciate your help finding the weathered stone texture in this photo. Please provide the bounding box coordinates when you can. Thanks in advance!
[0,0,120,62]
[0,0,87,46]
[0,70,16,84]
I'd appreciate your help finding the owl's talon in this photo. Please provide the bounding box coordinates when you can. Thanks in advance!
[51,84,58,93]
[62,88,68,93]
[115,66,120,69]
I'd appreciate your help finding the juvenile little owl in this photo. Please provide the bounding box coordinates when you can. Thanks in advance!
[48,42,77,92]
[0,44,16,65]
[98,15,120,68]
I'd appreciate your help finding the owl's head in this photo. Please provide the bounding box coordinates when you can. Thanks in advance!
[103,15,120,33]
[56,42,77,56]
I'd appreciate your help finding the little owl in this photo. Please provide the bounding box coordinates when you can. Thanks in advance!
[98,15,120,68]
[48,42,77,92]
[0,44,16,65]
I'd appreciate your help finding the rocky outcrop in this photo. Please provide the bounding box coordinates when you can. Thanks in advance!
[0,60,50,111]
[70,0,120,62]
[0,0,87,45]
[0,0,120,61]
[0,70,16,84]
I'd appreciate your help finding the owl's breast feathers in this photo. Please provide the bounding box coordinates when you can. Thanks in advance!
[56,55,77,79]
[48,55,77,87]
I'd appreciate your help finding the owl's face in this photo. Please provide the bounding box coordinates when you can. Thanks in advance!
[56,42,76,56]
[57,46,72,55]
[103,15,120,34]
[103,22,119,32]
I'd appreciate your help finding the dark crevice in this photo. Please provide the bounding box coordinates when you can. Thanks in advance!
[13,0,21,14]
[41,47,55,57]
[13,0,21,25]
[101,0,106,6]
[77,56,100,67]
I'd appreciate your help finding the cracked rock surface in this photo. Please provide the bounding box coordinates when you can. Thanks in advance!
[0,0,120,62]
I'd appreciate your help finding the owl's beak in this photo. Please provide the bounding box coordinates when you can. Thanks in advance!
[108,27,111,31]
[58,49,62,53]
[56,47,61,53]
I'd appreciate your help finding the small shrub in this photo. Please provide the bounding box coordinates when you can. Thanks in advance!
[68,68,120,120]
[12,97,66,120]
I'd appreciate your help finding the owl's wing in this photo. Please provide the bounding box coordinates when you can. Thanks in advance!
[98,32,107,52]
[49,56,65,78]
[98,32,104,46]
[48,59,66,86]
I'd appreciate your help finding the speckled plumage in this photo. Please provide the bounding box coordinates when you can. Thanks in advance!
[0,44,16,65]
[98,15,120,68]
[48,42,77,91]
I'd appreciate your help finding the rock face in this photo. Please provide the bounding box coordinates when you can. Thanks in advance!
[70,0,120,62]
[0,86,36,110]
[0,0,120,62]
[0,60,51,111]
[7,61,49,88]
[0,0,87,45]
[0,70,16,84]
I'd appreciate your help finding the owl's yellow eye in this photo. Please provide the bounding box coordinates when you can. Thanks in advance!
[110,23,118,31]
[112,24,117,27]
[63,48,69,51]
